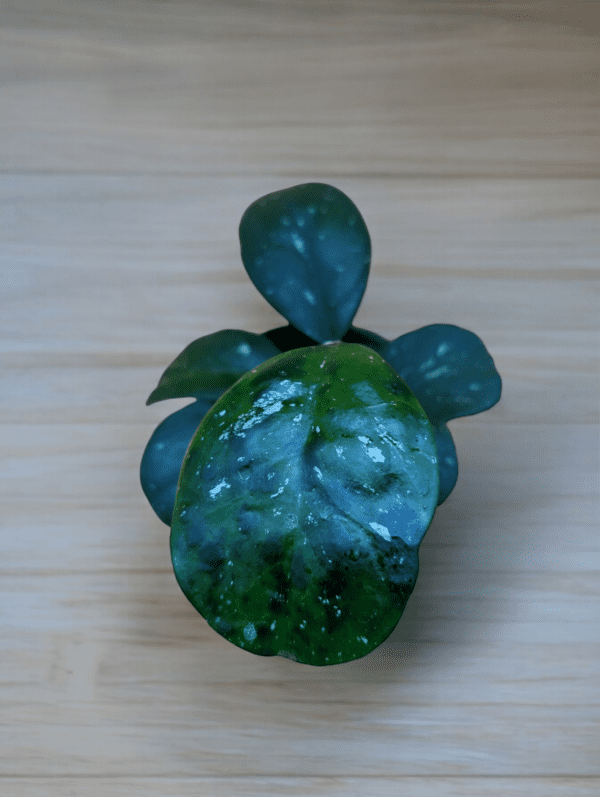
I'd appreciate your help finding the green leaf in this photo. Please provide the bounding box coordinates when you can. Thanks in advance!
[146,330,281,405]
[432,422,458,505]
[381,324,502,424]
[171,343,438,666]
[140,399,213,525]
[239,184,371,342]
[382,324,500,504]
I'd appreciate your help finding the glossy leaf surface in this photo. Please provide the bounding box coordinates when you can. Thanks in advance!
[381,324,502,424]
[146,330,280,405]
[171,343,438,665]
[240,184,371,342]
[140,399,213,525]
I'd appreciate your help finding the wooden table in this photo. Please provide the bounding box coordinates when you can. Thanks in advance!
[2,2,598,795]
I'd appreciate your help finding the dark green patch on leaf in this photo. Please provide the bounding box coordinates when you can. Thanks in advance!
[263,324,388,355]
[170,343,438,665]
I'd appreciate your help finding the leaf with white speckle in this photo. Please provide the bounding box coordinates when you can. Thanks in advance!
[170,343,438,665]
[146,329,280,405]
[382,324,501,504]
[240,184,371,342]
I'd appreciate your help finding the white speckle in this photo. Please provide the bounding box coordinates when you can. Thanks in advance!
[209,479,231,498]
[219,409,226,416]
[156,442,164,450]
[237,456,245,462]
[437,343,450,357]
[270,485,285,498]
[358,435,369,444]
[469,382,481,391]
[370,522,391,542]
[242,400,283,427]
[291,232,306,254]
[270,620,276,630]
[219,382,303,440]
[267,472,275,480]
[314,466,323,481]
[335,445,344,456]
[424,365,451,380]
[367,446,385,463]
[360,636,368,644]
[293,413,303,422]
[316,426,320,433]
[236,343,251,356]
[321,627,326,633]
[303,288,316,305]
[243,623,257,641]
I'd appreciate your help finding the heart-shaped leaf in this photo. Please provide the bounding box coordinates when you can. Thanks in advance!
[146,330,280,405]
[239,184,371,342]
[170,343,438,665]
[140,399,214,525]
[381,324,502,424]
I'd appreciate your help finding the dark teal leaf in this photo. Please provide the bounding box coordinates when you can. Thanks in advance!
[146,329,280,405]
[432,422,458,505]
[342,326,388,354]
[171,343,438,666]
[381,324,502,424]
[240,184,371,342]
[262,324,388,355]
[140,399,213,525]
[262,324,317,352]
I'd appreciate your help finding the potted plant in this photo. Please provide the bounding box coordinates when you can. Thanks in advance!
[141,183,501,665]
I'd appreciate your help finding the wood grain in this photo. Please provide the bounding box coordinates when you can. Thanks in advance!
[1,2,598,795]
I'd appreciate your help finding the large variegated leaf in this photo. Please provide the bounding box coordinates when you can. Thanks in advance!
[170,343,438,666]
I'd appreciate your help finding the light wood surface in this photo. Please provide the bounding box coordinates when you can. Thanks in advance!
[2,2,599,795]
